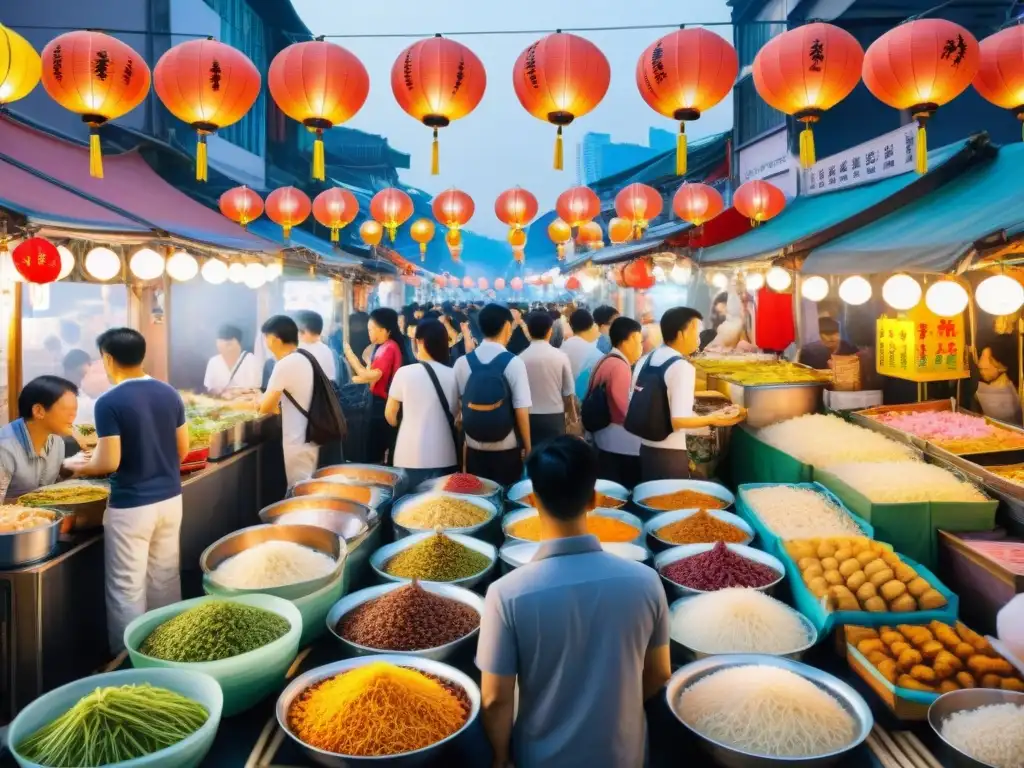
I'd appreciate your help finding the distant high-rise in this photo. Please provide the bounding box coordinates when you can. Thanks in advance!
[575,129,677,185]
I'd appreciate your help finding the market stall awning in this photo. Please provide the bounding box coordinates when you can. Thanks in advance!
[697,136,989,267]
[802,143,1024,275]
[246,220,368,269]
[0,117,279,253]
[592,221,692,265]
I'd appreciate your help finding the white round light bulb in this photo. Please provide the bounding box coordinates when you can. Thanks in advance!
[745,272,765,292]
[243,263,267,289]
[976,274,1024,316]
[710,271,729,289]
[129,248,165,281]
[201,258,228,285]
[839,275,872,306]
[766,266,792,292]
[166,250,198,282]
[925,280,969,317]
[227,262,246,284]
[84,247,121,281]
[801,275,830,302]
[57,245,75,280]
[882,273,922,311]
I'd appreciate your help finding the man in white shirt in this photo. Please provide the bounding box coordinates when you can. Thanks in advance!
[454,304,532,486]
[519,311,575,446]
[295,310,338,382]
[561,308,603,381]
[258,315,318,487]
[204,325,262,395]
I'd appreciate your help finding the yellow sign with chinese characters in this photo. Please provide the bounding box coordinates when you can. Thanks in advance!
[876,304,967,382]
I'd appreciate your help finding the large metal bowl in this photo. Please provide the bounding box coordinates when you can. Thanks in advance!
[632,479,735,518]
[506,477,629,510]
[326,581,484,661]
[665,654,871,767]
[669,595,818,660]
[391,492,499,539]
[654,543,785,600]
[276,655,480,767]
[17,481,108,532]
[928,688,1024,768]
[499,540,650,573]
[290,480,391,514]
[370,532,497,590]
[502,507,645,545]
[200,523,347,601]
[0,507,65,568]
[644,508,754,551]
[314,464,408,495]
[259,495,372,541]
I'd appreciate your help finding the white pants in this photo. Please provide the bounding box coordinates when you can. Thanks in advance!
[283,442,319,488]
[104,495,183,654]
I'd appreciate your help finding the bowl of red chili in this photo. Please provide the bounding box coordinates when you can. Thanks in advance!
[654,542,785,600]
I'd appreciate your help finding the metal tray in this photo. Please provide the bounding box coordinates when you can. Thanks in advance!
[706,374,825,429]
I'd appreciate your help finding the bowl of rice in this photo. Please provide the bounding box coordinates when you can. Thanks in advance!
[666,654,872,767]
[391,492,499,540]
[928,688,1024,768]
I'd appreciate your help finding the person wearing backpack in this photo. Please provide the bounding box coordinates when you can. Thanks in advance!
[584,316,644,489]
[454,304,532,486]
[260,315,347,487]
[625,307,745,482]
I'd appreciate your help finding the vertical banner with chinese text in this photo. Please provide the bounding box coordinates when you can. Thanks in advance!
[876,304,967,382]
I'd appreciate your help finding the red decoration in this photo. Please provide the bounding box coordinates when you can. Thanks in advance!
[494,187,539,230]
[391,35,486,174]
[733,180,786,225]
[548,218,572,260]
[360,220,383,247]
[863,19,979,173]
[432,188,475,232]
[370,188,414,241]
[12,237,60,283]
[673,183,724,227]
[623,259,655,289]
[510,277,524,290]
[753,23,864,168]
[434,275,446,287]
[265,186,311,239]
[478,277,489,290]
[973,26,1024,139]
[494,277,506,291]
[577,220,603,248]
[219,186,264,228]
[513,32,610,169]
[508,228,527,248]
[155,38,261,181]
[565,275,581,291]
[312,188,359,242]
[269,39,369,181]
[556,186,600,228]
[636,28,738,175]
[608,217,632,244]
[40,31,151,178]
[615,183,663,237]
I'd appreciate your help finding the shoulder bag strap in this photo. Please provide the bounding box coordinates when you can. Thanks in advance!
[224,351,248,390]
[585,353,619,397]
[421,362,459,452]
[281,351,313,419]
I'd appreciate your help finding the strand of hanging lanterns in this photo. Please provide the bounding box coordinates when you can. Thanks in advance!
[432,188,475,240]
[577,221,604,249]
[973,26,1024,141]
[494,187,539,238]
[615,183,663,239]
[312,187,359,242]
[359,219,384,247]
[219,186,264,229]
[673,182,724,228]
[266,186,312,239]
[733,179,786,225]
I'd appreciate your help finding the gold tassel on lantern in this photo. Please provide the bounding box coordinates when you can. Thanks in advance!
[330,226,339,243]
[431,129,439,176]
[915,114,929,174]
[557,243,565,260]
[88,126,103,179]
[676,123,687,176]
[196,132,209,182]
[312,130,326,182]
[799,123,816,169]
[554,126,564,171]
[283,224,292,239]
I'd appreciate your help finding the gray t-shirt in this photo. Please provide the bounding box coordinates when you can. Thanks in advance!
[0,418,65,501]
[476,535,669,768]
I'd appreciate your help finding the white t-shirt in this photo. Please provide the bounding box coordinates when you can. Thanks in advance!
[267,351,314,447]
[454,340,532,451]
[204,352,262,392]
[519,341,573,415]
[561,335,602,380]
[629,347,696,451]
[389,361,459,469]
[300,339,337,381]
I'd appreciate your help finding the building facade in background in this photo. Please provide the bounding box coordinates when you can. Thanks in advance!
[576,128,676,185]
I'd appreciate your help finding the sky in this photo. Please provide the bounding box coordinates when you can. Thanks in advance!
[291,0,734,239]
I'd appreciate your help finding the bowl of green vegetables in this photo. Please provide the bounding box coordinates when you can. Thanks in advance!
[124,594,301,716]
[7,667,222,768]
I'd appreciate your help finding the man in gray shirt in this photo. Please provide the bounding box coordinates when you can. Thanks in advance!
[477,436,671,767]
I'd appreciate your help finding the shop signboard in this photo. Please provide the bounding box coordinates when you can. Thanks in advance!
[876,304,968,382]
[804,124,916,195]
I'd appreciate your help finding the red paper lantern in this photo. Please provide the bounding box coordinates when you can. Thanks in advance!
[266,187,311,238]
[636,28,738,175]
[555,186,601,228]
[478,277,489,290]
[434,275,446,287]
[391,35,486,174]
[608,217,632,244]
[753,23,864,168]
[40,31,151,178]
[155,38,261,181]
[577,220,604,248]
[565,275,581,291]
[370,188,414,241]
[863,19,979,173]
[513,32,611,169]
[733,180,786,225]
[449,276,461,288]
[615,183,663,237]
[494,187,539,230]
[410,218,436,260]
[623,259,655,290]
[494,277,506,291]
[510,277,524,290]
[360,220,383,247]
[432,188,475,232]
[12,237,60,283]
[673,183,724,226]
[548,218,572,260]
[219,186,264,228]
[974,26,1024,139]
[312,188,359,242]
[269,39,369,181]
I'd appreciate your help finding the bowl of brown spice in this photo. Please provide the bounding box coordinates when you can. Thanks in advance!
[644,509,754,552]
[327,580,484,662]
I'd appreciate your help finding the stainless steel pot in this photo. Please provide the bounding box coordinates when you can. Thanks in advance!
[928,688,1024,768]
[259,495,372,540]
[314,464,408,495]
[289,480,390,515]
[0,508,65,568]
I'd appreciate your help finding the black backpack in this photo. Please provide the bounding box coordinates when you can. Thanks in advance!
[581,354,623,433]
[624,354,681,442]
[461,350,516,443]
[283,349,347,446]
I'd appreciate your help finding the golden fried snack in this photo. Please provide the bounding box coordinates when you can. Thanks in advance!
[877,658,898,683]
[1002,678,1024,692]
[937,680,960,694]
[956,622,992,653]
[898,625,933,647]
[880,581,907,602]
[898,674,935,692]
[929,621,961,648]
[846,571,867,591]
[889,594,918,613]
[856,583,878,603]
[981,673,1004,689]
[955,671,976,688]
[909,665,937,683]
[967,656,1014,677]
[869,568,896,588]
[880,629,904,646]
[897,648,923,671]
[864,596,887,612]
[933,651,963,680]
[857,639,886,657]
[890,641,912,657]
[893,563,918,583]
[918,590,948,610]
[868,650,891,666]
[907,578,931,599]
[919,641,944,661]
[953,642,976,661]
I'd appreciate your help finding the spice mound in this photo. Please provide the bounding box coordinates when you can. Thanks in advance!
[656,510,748,545]
[383,533,490,582]
[0,505,57,533]
[518,491,626,510]
[507,513,639,543]
[287,662,470,756]
[337,582,480,651]
[17,683,208,767]
[211,540,337,590]
[642,489,728,511]
[140,600,291,662]
[19,485,110,506]
[395,497,490,529]
[661,542,780,591]
[442,473,486,494]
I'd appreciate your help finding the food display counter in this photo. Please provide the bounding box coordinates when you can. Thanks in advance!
[695,359,831,429]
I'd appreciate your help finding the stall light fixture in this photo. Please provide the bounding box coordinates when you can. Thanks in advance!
[0,250,25,284]
[975,274,1024,316]
[881,273,922,311]
[652,265,666,281]
[243,262,267,289]
[671,263,691,285]
[227,262,246,284]
[710,271,729,289]
[801,275,830,302]
[924,280,969,317]
[56,245,75,280]
[266,259,283,281]
[838,275,872,305]
[201,258,228,285]
[166,250,199,282]
[744,272,765,292]
[766,266,792,292]
[84,246,121,281]
[129,248,165,281]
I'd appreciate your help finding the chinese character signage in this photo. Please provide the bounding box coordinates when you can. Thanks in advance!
[803,124,916,196]
[876,304,967,382]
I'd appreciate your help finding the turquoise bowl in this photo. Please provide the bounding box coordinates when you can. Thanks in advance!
[7,668,222,768]
[124,593,301,716]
